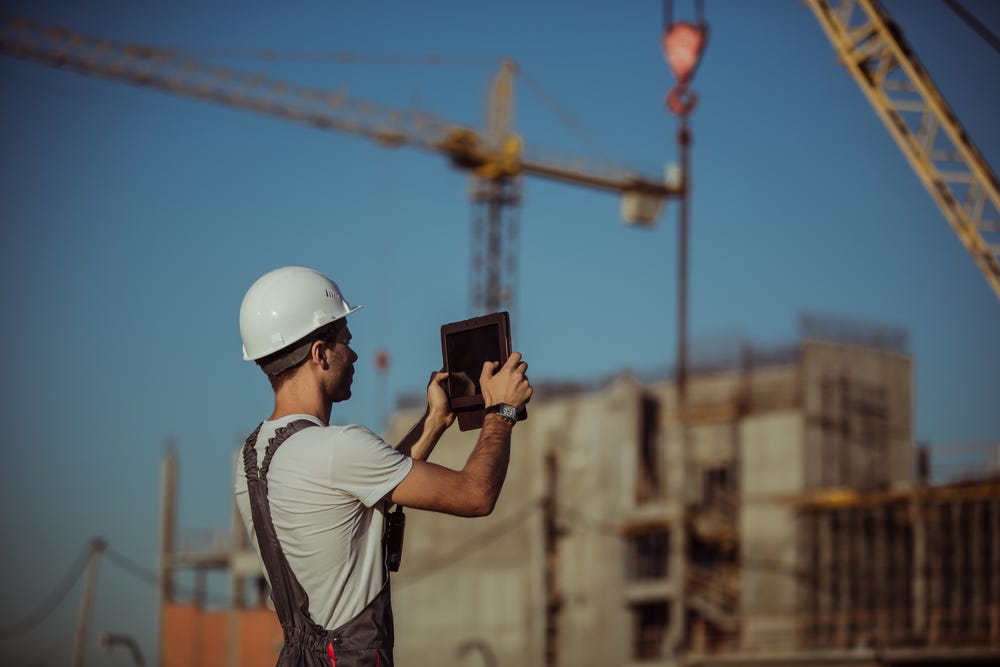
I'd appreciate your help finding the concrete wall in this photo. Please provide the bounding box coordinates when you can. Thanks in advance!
[800,339,913,491]
[550,376,641,666]
[734,340,913,650]
[739,410,806,648]
[387,414,541,667]
[388,374,644,667]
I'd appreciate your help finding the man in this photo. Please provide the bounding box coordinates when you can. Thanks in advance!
[234,266,532,667]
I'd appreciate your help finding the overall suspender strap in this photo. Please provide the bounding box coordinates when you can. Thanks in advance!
[242,420,327,637]
[242,419,396,667]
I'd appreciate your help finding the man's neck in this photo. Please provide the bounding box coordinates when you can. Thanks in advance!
[270,382,331,425]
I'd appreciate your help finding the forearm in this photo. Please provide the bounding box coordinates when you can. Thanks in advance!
[388,356,529,517]
[388,413,516,516]
[458,413,514,515]
[395,411,450,461]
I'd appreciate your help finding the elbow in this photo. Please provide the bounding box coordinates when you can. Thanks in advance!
[460,481,499,518]
[466,496,497,518]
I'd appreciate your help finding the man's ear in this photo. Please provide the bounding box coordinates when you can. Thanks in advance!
[309,339,328,369]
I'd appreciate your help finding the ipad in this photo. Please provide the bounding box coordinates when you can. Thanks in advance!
[440,311,525,431]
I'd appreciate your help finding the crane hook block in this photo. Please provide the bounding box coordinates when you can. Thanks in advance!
[667,84,698,117]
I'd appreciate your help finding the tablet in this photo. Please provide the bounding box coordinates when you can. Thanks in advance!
[440,311,525,431]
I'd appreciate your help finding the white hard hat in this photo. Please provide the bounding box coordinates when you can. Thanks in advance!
[239,266,362,362]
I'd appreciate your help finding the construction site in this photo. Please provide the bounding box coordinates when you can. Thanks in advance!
[1,0,998,666]
[160,316,1000,667]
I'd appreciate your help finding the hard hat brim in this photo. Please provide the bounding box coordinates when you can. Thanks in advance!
[241,304,363,362]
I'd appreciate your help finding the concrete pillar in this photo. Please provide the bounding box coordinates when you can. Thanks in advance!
[929,501,942,645]
[951,501,962,641]
[818,510,833,647]
[911,494,927,640]
[971,499,984,640]
[991,498,999,644]
[874,505,888,643]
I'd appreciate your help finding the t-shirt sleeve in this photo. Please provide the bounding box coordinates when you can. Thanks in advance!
[331,424,413,507]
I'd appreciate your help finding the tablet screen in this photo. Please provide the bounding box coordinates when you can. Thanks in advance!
[441,311,524,431]
[445,323,502,399]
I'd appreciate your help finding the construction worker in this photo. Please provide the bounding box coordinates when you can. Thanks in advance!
[234,266,532,667]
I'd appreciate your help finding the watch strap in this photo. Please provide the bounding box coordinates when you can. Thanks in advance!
[484,402,518,424]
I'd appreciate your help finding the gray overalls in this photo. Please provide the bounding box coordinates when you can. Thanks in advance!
[242,420,395,667]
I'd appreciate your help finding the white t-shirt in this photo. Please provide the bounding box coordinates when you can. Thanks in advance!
[233,414,413,630]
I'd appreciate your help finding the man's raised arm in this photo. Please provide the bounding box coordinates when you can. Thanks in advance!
[394,372,455,461]
[388,353,532,517]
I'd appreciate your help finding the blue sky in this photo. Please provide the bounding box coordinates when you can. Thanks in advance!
[1,1,998,664]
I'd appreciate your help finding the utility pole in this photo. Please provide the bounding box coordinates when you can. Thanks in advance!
[159,440,177,666]
[72,537,107,667]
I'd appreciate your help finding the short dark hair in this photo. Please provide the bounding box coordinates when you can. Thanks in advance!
[258,321,342,388]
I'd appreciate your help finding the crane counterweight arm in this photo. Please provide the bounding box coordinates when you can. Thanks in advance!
[805,0,1000,302]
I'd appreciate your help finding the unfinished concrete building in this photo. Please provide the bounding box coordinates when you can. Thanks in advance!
[382,322,999,667]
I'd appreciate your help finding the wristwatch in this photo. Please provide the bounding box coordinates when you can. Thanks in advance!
[484,402,518,424]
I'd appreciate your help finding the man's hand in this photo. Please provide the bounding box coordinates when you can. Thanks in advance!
[426,371,456,429]
[393,371,454,460]
[480,352,533,410]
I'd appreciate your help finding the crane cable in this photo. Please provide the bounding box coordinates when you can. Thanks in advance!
[103,545,229,607]
[149,48,498,67]
[0,542,92,639]
[664,0,706,29]
[942,0,1000,56]
[512,64,612,161]
[161,46,614,168]
[0,540,229,639]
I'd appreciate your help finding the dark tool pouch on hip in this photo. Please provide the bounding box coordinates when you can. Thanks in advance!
[384,505,405,573]
[242,420,395,667]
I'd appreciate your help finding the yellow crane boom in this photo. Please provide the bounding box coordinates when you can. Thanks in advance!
[0,18,677,197]
[0,17,679,313]
[805,0,1000,302]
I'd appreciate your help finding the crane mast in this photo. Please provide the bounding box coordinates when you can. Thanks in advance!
[805,0,1000,302]
[471,59,521,313]
[0,18,678,315]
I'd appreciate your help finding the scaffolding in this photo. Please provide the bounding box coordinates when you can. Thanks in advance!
[798,483,1000,652]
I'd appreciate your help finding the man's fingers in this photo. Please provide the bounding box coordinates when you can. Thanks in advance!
[483,353,528,388]
[481,360,499,381]
[503,351,523,370]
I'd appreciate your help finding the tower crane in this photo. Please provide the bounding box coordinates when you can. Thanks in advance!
[805,0,1000,303]
[0,17,680,315]
[7,5,993,308]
